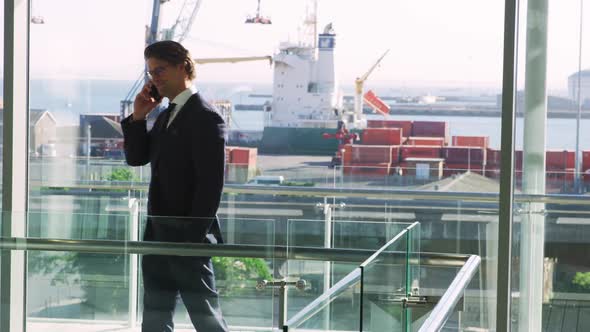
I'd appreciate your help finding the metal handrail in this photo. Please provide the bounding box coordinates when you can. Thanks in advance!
[360,222,419,268]
[0,236,468,267]
[417,255,482,332]
[282,268,362,332]
[36,181,590,205]
[283,223,419,331]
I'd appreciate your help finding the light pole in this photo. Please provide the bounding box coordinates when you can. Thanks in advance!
[574,0,584,193]
[86,124,91,180]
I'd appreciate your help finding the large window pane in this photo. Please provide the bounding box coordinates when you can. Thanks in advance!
[511,0,590,331]
[26,0,510,330]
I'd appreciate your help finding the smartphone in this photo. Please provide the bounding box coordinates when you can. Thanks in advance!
[149,84,162,102]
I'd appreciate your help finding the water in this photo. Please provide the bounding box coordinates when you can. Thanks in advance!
[24,79,590,151]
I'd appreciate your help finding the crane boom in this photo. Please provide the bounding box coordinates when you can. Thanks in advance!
[194,56,273,65]
[353,50,390,120]
[358,49,390,83]
[164,0,203,42]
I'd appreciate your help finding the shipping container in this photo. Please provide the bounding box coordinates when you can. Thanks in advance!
[367,120,413,137]
[546,168,575,191]
[343,145,394,164]
[443,163,484,176]
[485,168,500,179]
[225,164,256,183]
[231,147,258,166]
[343,162,391,176]
[442,147,486,164]
[583,151,590,171]
[485,168,525,180]
[391,146,401,165]
[406,137,445,147]
[401,146,442,159]
[225,146,235,163]
[546,150,574,170]
[399,158,444,180]
[486,149,523,169]
[411,121,449,140]
[342,144,352,165]
[452,136,489,149]
[361,128,403,145]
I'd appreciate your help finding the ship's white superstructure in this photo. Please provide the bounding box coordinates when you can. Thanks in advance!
[269,22,363,129]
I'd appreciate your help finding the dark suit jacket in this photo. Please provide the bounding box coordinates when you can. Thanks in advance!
[121,92,225,244]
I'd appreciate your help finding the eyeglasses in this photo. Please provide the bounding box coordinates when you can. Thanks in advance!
[147,65,169,79]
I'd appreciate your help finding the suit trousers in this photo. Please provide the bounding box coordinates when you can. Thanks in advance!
[141,254,229,332]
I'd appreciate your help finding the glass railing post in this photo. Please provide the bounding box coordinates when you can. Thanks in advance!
[257,279,305,329]
[277,281,290,328]
[127,198,139,328]
[322,197,333,330]
[316,198,345,330]
[405,228,412,331]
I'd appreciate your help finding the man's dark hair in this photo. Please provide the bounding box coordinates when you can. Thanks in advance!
[144,40,196,80]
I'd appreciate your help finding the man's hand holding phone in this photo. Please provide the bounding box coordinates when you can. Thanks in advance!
[132,82,162,121]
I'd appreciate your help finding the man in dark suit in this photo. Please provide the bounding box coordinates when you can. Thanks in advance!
[121,40,229,332]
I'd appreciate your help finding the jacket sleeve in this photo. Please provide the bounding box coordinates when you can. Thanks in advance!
[189,111,226,236]
[121,115,151,166]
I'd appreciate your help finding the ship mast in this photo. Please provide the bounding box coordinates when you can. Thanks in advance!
[301,0,318,49]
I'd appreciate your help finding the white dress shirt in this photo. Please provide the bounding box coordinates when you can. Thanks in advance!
[167,86,198,128]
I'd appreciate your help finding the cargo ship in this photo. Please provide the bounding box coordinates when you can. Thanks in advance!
[259,8,367,155]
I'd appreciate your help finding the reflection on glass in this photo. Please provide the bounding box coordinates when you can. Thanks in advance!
[22,214,276,331]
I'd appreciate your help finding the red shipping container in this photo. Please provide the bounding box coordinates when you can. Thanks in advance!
[485,168,524,180]
[343,145,393,164]
[341,144,353,164]
[485,168,501,179]
[225,146,235,163]
[546,169,575,190]
[343,162,391,176]
[485,149,523,170]
[546,150,574,170]
[391,146,401,165]
[565,168,576,182]
[411,121,449,139]
[367,120,413,136]
[444,163,484,175]
[401,146,442,159]
[231,147,257,166]
[486,149,501,167]
[406,137,445,147]
[361,128,403,145]
[452,136,489,149]
[583,151,590,171]
[442,147,486,164]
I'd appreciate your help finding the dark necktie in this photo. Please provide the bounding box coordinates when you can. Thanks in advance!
[161,103,176,129]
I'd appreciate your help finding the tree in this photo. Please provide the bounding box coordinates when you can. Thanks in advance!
[573,272,590,289]
[105,167,137,182]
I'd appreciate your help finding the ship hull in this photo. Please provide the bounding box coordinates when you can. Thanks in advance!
[260,127,344,155]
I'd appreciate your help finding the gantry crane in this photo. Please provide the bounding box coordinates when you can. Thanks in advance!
[353,49,390,119]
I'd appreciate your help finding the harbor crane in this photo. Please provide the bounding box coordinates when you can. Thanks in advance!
[245,0,272,24]
[353,49,390,119]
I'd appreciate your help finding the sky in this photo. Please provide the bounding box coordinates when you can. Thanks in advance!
[4,0,590,91]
